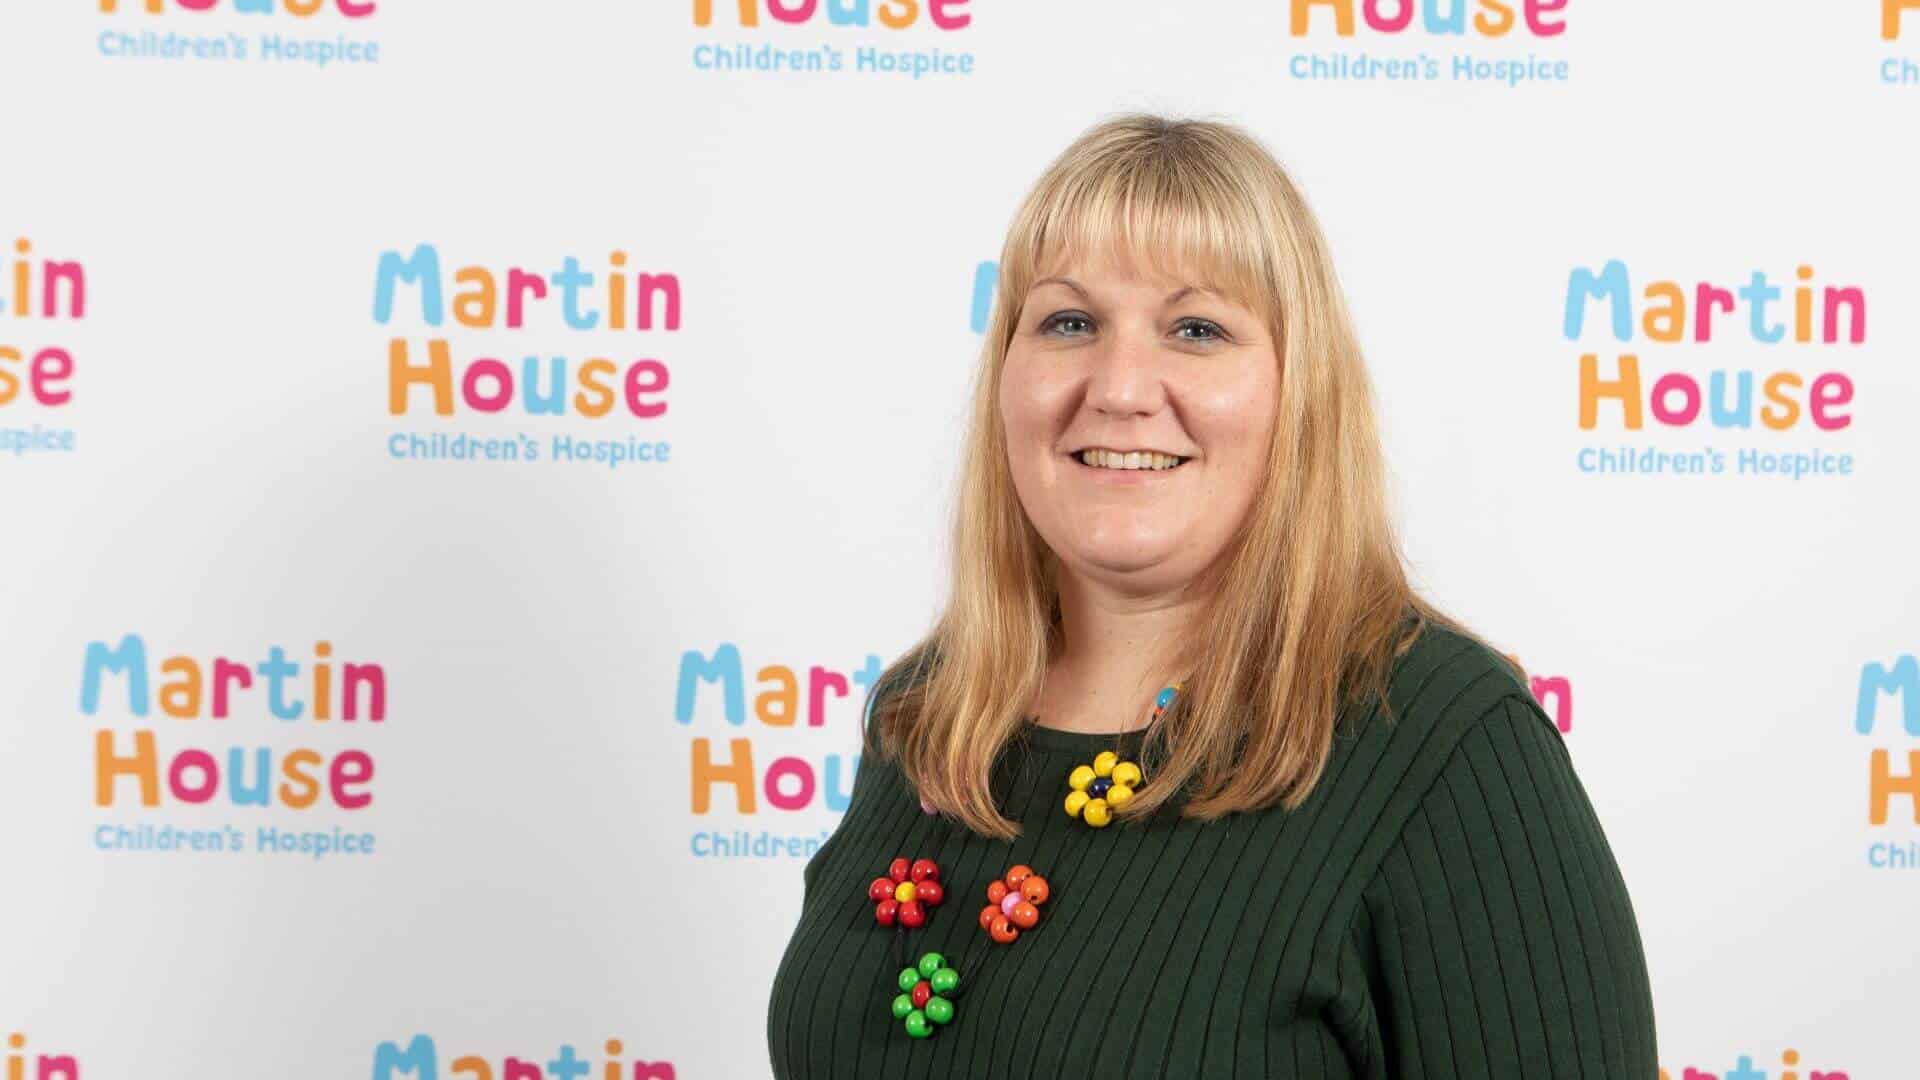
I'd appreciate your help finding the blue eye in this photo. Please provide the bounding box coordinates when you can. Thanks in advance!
[1173,318,1226,342]
[1039,312,1094,336]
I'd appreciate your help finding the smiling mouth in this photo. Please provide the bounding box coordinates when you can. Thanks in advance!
[1073,448,1191,471]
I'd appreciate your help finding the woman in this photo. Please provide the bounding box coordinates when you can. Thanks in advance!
[767,113,1657,1078]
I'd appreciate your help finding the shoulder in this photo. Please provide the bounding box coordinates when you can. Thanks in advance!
[1379,616,1534,730]
[1330,617,1572,839]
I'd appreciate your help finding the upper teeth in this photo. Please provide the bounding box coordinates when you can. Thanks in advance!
[1078,449,1183,471]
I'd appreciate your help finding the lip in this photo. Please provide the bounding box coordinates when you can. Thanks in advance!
[1068,445,1189,457]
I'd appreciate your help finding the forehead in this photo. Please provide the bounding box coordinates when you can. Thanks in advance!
[1026,247,1260,314]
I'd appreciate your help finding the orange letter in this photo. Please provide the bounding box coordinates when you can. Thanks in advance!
[573,357,616,417]
[692,737,757,813]
[389,338,453,416]
[755,665,798,726]
[158,656,203,718]
[1761,371,1803,430]
[0,345,18,405]
[1292,0,1354,34]
[96,729,159,806]
[878,0,919,28]
[451,1057,496,1080]
[451,267,497,328]
[1473,0,1515,36]
[1579,354,1642,429]
[1888,0,1920,39]
[1869,750,1920,824]
[1641,281,1685,342]
[694,0,758,26]
[280,748,323,809]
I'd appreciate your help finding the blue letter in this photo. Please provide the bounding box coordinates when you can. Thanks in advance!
[1422,0,1467,34]
[1562,260,1631,341]
[371,1034,438,1080]
[1857,655,1920,735]
[80,634,149,716]
[551,256,598,330]
[1739,270,1783,343]
[373,244,444,326]
[826,0,871,25]
[521,356,568,415]
[970,260,998,334]
[676,643,746,725]
[258,645,304,720]
[228,748,273,806]
[547,1045,590,1080]
[1706,371,1753,429]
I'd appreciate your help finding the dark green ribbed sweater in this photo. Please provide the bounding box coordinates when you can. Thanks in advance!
[766,625,1657,1077]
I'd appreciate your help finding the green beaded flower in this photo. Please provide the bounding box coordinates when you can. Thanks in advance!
[888,950,961,1038]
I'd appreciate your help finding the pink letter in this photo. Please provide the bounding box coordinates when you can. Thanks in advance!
[43,260,85,317]
[1649,373,1701,426]
[213,657,254,718]
[635,272,681,330]
[1530,676,1572,733]
[928,0,969,28]
[623,359,670,418]
[767,0,817,21]
[1525,0,1569,36]
[168,749,221,803]
[343,662,387,722]
[1823,286,1866,343]
[30,347,74,405]
[764,756,817,810]
[1362,0,1413,31]
[1808,372,1853,431]
[1694,282,1733,342]
[505,268,547,328]
[330,751,375,809]
[807,665,849,727]
[462,357,515,412]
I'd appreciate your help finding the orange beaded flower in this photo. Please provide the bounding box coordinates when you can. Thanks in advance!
[977,864,1050,944]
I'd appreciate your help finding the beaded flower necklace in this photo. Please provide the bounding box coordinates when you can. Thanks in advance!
[868,680,1182,1040]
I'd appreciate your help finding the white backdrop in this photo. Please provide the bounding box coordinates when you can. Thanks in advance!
[1,2,1916,1077]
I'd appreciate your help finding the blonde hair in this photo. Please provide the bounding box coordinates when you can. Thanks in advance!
[872,113,1459,840]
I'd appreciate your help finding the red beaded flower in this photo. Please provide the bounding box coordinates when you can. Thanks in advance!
[977,864,1049,944]
[868,857,945,928]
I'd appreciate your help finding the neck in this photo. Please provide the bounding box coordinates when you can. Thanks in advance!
[1039,568,1202,735]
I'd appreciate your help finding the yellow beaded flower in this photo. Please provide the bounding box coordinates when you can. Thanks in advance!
[1061,682,1176,828]
[1063,750,1144,828]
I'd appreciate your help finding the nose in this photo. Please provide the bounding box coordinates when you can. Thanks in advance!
[1083,322,1164,418]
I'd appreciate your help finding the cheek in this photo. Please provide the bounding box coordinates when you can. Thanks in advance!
[1184,362,1279,453]
[999,351,1072,449]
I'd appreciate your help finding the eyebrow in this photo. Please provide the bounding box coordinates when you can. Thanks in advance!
[1031,276,1212,306]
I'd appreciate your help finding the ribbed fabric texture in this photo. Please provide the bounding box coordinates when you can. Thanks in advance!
[766,624,1658,1077]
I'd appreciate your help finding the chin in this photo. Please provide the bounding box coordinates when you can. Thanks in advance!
[1073,545,1187,581]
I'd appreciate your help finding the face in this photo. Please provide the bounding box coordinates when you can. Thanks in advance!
[999,258,1281,597]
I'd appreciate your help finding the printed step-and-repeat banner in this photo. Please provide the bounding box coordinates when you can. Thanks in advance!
[1,2,1915,1077]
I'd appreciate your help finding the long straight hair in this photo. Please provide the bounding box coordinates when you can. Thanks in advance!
[873,113,1461,840]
